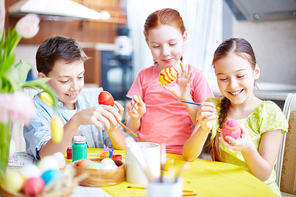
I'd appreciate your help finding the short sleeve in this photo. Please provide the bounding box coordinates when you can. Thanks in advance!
[257,101,288,134]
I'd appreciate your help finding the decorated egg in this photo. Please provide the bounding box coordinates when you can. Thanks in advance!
[86,162,104,170]
[41,169,62,185]
[20,164,41,179]
[0,171,24,192]
[158,68,178,85]
[52,152,66,169]
[22,177,45,196]
[98,91,114,106]
[222,119,241,141]
[102,164,118,170]
[77,159,94,168]
[101,158,115,166]
[37,155,59,173]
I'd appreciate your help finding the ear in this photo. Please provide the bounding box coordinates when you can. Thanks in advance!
[254,64,260,80]
[145,38,149,46]
[38,72,46,79]
[182,32,187,46]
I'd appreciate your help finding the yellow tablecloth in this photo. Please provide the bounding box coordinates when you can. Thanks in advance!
[85,148,276,197]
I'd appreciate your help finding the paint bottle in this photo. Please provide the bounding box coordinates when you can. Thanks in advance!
[72,136,87,162]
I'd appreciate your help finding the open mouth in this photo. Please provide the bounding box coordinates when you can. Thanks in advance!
[66,93,77,98]
[228,89,243,96]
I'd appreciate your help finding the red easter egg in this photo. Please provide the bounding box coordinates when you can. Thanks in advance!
[22,177,45,196]
[98,91,114,106]
[222,119,241,141]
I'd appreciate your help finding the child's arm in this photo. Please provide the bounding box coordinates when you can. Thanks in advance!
[220,126,282,181]
[183,102,218,161]
[126,95,146,132]
[163,64,198,124]
[38,103,126,158]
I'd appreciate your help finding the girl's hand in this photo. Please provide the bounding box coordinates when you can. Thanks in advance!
[197,102,218,132]
[219,125,254,152]
[163,63,193,101]
[127,95,146,120]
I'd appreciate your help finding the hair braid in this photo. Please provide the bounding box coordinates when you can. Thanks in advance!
[211,97,230,161]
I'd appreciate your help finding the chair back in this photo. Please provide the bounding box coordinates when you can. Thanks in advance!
[276,93,296,193]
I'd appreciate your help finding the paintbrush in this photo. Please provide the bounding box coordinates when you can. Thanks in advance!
[172,162,190,183]
[181,101,201,106]
[160,143,166,182]
[117,120,138,137]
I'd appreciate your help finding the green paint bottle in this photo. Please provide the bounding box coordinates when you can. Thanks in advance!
[72,136,87,162]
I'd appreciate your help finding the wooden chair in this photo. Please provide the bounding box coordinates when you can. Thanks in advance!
[276,93,296,195]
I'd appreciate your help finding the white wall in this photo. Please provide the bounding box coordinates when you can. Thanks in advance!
[231,18,296,85]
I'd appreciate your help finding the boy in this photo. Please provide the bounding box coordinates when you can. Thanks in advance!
[24,36,126,160]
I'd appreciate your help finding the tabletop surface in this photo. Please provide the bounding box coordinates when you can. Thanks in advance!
[69,148,277,197]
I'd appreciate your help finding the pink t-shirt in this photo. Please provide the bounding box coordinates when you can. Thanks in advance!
[127,64,213,155]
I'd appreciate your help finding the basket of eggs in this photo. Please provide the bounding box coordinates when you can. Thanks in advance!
[73,157,125,187]
[0,152,85,197]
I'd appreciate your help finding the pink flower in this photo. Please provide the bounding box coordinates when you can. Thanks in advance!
[15,14,40,38]
[0,2,5,38]
[0,92,36,125]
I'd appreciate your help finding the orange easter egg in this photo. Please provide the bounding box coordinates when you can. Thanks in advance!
[222,119,241,141]
[158,68,178,85]
[77,159,94,168]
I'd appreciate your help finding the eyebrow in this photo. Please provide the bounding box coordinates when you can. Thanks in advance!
[59,71,85,78]
[216,69,246,76]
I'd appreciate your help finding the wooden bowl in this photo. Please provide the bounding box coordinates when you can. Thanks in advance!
[73,158,125,187]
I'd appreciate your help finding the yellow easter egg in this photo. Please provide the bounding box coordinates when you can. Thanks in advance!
[158,68,178,85]
[0,171,25,192]
[40,92,54,106]
[50,116,64,143]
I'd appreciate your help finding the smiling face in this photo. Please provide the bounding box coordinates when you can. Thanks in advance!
[146,25,187,70]
[214,53,260,106]
[38,59,85,110]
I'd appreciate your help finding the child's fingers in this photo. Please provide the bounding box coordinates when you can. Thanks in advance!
[114,101,124,116]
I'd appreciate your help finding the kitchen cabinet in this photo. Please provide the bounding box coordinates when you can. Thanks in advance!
[5,0,127,45]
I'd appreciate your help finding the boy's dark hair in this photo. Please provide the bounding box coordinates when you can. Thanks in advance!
[36,35,89,75]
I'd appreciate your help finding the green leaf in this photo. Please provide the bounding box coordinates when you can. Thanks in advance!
[15,60,32,84]
[2,66,19,92]
[0,55,15,75]
[0,77,13,93]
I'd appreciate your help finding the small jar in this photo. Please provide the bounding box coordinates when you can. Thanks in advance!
[72,136,87,162]
[67,147,72,160]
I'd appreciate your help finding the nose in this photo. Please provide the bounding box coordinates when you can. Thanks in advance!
[161,45,170,57]
[229,78,238,89]
[70,79,79,91]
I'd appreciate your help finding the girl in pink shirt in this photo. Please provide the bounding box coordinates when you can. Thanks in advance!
[126,8,213,155]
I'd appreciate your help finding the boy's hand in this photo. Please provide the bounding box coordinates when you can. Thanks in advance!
[74,103,123,132]
[127,95,146,120]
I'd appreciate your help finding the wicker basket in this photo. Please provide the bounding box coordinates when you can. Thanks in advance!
[0,165,81,197]
[73,158,125,187]
[0,183,77,197]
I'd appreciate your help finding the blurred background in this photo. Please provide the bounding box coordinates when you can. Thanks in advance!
[4,0,296,107]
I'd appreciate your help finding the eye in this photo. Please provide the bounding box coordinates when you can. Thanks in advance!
[219,78,227,81]
[237,75,245,79]
[78,75,84,80]
[60,80,68,83]
[152,45,160,48]
[169,43,177,46]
